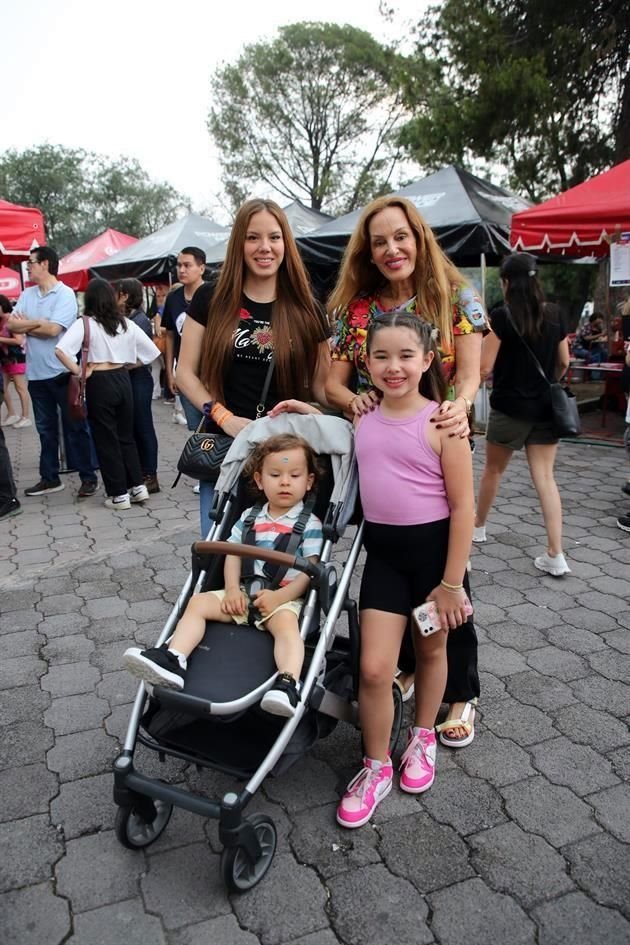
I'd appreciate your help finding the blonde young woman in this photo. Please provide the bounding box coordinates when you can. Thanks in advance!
[325,195,486,748]
[175,198,331,536]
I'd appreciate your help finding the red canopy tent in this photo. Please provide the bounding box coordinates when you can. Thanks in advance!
[0,199,45,262]
[0,266,23,299]
[510,160,630,257]
[58,228,138,291]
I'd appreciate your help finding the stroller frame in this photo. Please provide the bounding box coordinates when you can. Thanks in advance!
[113,415,403,892]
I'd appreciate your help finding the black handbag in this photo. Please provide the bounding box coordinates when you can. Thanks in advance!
[505,308,581,438]
[174,357,275,485]
[177,429,233,483]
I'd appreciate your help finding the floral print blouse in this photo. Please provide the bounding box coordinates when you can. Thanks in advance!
[331,286,487,393]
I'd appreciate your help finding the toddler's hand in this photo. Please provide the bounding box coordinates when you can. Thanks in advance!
[221,589,247,616]
[252,588,280,617]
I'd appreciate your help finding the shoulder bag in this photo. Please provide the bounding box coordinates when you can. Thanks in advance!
[505,308,580,438]
[67,315,90,421]
[174,357,275,485]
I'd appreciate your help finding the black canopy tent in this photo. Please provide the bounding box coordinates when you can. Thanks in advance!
[297,165,531,295]
[90,213,230,282]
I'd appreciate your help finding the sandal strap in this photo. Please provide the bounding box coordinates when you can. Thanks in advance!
[435,699,477,734]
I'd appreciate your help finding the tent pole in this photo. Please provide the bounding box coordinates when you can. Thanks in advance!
[480,252,487,305]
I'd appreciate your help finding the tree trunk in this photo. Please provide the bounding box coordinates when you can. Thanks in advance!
[615,67,630,163]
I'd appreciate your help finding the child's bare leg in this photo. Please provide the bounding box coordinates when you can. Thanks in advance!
[168,592,232,657]
[413,630,448,730]
[359,609,407,761]
[264,611,304,680]
[14,375,30,419]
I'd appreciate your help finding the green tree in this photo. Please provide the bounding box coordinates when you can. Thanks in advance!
[398,0,629,200]
[0,144,190,254]
[208,22,408,213]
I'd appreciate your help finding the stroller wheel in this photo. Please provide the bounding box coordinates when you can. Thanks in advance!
[115,799,173,849]
[389,682,404,755]
[220,814,277,893]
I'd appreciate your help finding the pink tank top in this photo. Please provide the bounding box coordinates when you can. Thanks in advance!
[355,401,450,525]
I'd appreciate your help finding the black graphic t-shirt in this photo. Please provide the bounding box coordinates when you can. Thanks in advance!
[188,282,279,423]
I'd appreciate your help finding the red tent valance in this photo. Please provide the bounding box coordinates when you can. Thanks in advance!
[510,160,630,258]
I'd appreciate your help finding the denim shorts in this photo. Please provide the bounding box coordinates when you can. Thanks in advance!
[486,409,558,450]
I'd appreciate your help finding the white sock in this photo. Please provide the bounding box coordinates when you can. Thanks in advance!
[167,647,187,670]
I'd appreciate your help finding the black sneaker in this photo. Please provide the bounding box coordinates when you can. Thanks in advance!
[24,478,64,496]
[122,645,186,689]
[78,479,98,497]
[622,482,630,498]
[260,672,300,718]
[616,514,630,533]
[0,497,23,520]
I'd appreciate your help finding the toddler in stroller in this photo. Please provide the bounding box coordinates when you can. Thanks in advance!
[113,413,405,892]
[123,433,324,717]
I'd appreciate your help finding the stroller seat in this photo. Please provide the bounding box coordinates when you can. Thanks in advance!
[184,622,277,703]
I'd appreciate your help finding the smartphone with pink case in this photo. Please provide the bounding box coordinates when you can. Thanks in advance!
[412,597,473,636]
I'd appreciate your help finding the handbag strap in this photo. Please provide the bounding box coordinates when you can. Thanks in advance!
[255,356,275,420]
[504,306,553,388]
[79,315,90,383]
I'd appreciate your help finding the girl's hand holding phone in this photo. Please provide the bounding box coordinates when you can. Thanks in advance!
[425,584,472,631]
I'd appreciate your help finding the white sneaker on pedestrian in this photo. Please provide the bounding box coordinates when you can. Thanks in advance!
[534,552,571,577]
[130,484,149,503]
[13,417,32,428]
[192,483,200,494]
[105,494,131,510]
[472,525,486,543]
[1,414,19,427]
[173,411,188,426]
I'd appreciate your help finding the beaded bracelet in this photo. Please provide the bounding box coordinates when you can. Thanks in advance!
[440,579,463,591]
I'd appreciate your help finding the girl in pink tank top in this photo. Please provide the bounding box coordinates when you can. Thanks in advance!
[337,312,475,829]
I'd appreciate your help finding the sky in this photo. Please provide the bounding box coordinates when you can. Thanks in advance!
[4,0,426,225]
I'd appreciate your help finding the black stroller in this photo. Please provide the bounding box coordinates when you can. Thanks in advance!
[113,413,403,892]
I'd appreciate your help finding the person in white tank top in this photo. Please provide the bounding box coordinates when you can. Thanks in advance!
[55,280,159,511]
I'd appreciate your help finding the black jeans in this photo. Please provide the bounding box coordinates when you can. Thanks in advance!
[86,369,143,497]
[0,393,17,504]
[129,367,158,476]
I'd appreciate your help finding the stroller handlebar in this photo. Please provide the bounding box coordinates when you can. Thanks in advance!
[192,540,322,581]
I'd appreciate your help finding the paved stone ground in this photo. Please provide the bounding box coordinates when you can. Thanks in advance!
[1,402,629,945]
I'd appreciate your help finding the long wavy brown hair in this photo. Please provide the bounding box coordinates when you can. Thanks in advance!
[200,199,324,402]
[327,195,469,353]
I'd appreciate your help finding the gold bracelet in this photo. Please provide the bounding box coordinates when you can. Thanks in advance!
[440,579,463,591]
[458,395,472,415]
[346,396,357,412]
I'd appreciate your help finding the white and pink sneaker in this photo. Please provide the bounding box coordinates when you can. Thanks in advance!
[336,757,393,828]
[399,727,437,794]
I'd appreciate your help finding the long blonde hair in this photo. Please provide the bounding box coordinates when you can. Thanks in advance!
[200,199,323,401]
[327,195,469,352]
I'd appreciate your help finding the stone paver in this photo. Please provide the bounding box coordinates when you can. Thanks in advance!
[2,412,629,943]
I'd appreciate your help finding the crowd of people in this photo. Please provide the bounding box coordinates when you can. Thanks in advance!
[1,197,628,830]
